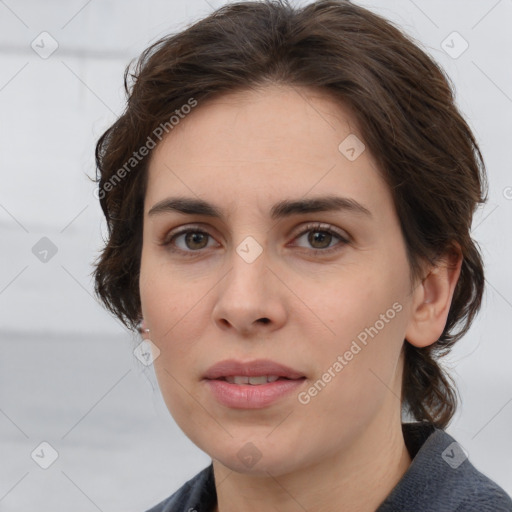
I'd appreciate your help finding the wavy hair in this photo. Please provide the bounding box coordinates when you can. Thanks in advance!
[91,0,487,429]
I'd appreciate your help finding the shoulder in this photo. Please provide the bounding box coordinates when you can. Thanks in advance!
[144,464,216,512]
[452,468,512,512]
[378,422,512,511]
[432,428,512,511]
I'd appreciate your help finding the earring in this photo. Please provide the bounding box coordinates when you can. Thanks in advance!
[137,320,150,335]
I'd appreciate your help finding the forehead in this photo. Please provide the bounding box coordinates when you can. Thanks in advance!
[144,84,392,220]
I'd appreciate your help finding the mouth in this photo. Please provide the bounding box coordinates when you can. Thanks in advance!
[203,359,307,409]
[215,375,305,385]
[203,358,306,381]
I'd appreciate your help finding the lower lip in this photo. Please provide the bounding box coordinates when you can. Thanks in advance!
[204,378,306,409]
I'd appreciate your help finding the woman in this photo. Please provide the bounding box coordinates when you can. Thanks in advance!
[92,0,512,510]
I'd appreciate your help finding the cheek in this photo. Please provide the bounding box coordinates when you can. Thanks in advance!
[305,265,408,404]
[148,312,209,436]
[139,260,207,414]
[309,263,406,346]
[140,251,203,343]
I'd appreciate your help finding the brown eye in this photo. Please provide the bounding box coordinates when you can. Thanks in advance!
[307,230,333,249]
[162,228,217,255]
[183,231,209,250]
[292,223,349,255]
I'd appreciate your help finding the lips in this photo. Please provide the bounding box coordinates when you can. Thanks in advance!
[203,359,305,381]
[203,359,307,409]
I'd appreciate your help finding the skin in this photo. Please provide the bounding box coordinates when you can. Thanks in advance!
[139,84,462,512]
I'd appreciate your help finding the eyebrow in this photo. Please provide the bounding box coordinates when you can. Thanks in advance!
[148,195,372,221]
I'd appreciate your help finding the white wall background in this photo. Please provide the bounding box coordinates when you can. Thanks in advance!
[0,0,511,510]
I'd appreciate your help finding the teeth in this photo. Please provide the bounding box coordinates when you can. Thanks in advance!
[248,375,269,385]
[224,375,281,385]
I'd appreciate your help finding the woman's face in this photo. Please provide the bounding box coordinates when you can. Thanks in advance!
[139,84,418,476]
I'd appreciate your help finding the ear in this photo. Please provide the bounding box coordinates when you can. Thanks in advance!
[404,243,463,348]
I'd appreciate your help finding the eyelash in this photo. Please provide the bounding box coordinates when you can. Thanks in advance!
[160,223,350,257]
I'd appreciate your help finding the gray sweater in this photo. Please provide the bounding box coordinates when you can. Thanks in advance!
[146,422,512,511]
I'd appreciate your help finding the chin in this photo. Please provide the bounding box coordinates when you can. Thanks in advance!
[206,436,311,478]
[213,453,295,477]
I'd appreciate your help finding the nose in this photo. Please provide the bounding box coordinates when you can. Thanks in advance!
[212,244,287,336]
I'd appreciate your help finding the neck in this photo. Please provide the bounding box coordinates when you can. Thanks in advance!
[212,413,412,512]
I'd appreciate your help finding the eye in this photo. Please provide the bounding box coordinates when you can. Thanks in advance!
[291,223,349,255]
[160,222,349,257]
[160,226,218,255]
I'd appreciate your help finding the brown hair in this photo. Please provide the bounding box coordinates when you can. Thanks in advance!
[91,0,487,429]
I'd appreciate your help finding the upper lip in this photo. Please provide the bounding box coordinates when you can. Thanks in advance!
[203,359,305,380]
